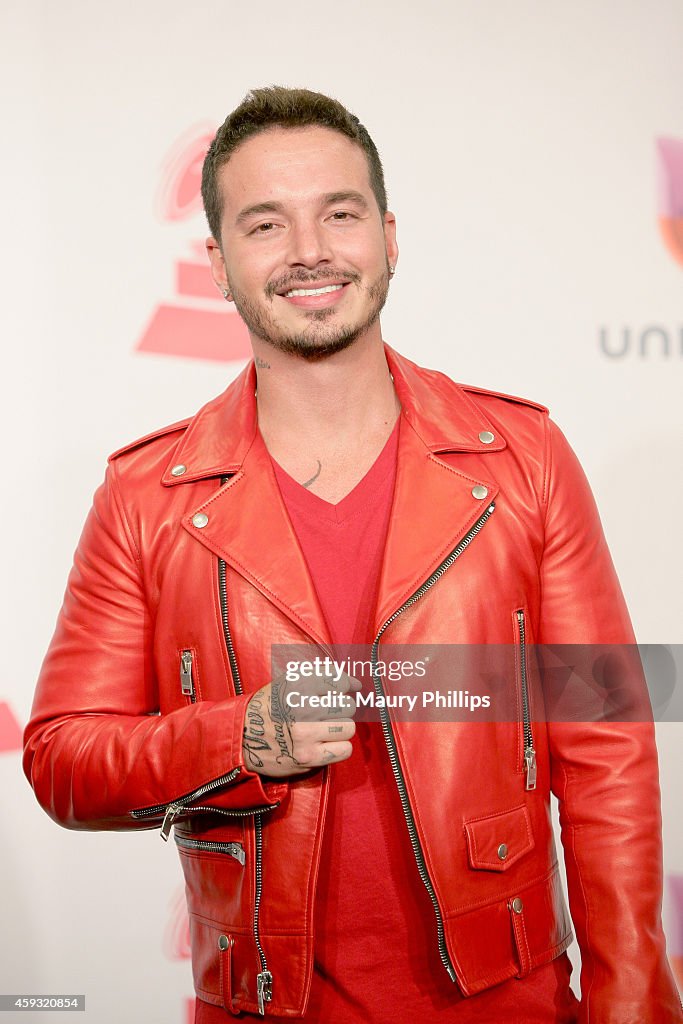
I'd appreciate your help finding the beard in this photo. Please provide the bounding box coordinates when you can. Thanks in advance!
[227,263,391,362]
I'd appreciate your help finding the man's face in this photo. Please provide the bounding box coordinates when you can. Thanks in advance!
[207,126,398,361]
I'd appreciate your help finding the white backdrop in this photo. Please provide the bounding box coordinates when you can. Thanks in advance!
[1,1,681,1020]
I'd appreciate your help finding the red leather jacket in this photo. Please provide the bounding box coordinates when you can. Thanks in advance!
[24,344,681,1021]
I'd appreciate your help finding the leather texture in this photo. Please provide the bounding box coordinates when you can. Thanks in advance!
[24,343,682,1021]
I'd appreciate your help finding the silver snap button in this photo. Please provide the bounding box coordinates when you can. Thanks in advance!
[192,512,209,529]
[471,485,489,500]
[218,934,230,950]
[497,843,508,860]
[511,897,523,914]
[479,430,495,444]
[171,464,187,477]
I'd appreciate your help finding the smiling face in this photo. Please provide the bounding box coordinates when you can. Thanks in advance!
[206,126,398,361]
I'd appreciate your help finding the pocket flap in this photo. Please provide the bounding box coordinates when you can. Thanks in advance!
[464,804,534,871]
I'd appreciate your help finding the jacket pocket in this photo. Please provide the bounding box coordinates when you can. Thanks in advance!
[177,823,251,940]
[464,804,535,871]
[444,865,574,995]
[174,834,246,865]
[189,916,245,1016]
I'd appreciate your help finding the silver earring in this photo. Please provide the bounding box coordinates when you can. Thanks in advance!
[389,265,395,276]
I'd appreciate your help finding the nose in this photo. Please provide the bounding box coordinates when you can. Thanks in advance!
[285,215,333,270]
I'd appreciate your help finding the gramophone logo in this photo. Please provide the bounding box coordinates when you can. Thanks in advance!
[656,137,683,267]
[0,701,22,753]
[136,124,251,362]
[163,885,191,962]
[163,882,195,1022]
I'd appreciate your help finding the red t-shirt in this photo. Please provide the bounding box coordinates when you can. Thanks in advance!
[196,416,579,1023]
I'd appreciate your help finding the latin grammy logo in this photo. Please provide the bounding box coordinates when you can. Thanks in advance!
[136,123,251,363]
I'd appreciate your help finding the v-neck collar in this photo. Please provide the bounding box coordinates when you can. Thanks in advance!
[270,416,401,525]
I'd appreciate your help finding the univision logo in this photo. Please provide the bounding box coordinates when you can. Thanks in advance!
[598,138,683,359]
[599,325,683,358]
[657,137,683,267]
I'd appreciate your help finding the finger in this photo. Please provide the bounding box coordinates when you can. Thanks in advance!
[307,675,362,700]
[314,740,354,764]
[325,671,362,693]
[290,719,355,744]
[291,691,359,722]
[290,723,356,765]
[330,672,363,693]
[321,692,358,717]
[322,718,356,739]
[315,669,363,694]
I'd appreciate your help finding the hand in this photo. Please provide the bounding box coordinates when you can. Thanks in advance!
[242,664,361,778]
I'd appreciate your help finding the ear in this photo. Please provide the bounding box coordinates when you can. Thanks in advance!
[383,211,399,271]
[206,237,231,298]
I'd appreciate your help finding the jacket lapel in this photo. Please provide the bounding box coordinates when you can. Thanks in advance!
[373,347,502,633]
[192,433,334,647]
[167,360,333,646]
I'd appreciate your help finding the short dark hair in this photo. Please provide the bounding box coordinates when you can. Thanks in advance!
[201,85,388,243]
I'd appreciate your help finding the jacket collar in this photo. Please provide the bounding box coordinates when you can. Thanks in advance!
[169,343,503,644]
[162,342,505,486]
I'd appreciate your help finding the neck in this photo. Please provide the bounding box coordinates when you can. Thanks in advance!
[252,334,400,450]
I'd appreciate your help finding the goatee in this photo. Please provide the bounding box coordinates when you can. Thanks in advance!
[228,267,391,362]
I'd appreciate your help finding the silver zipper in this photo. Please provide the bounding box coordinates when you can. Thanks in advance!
[182,802,278,818]
[130,766,243,837]
[218,504,273,1016]
[254,815,273,1014]
[174,834,246,865]
[371,501,496,983]
[516,610,537,790]
[155,777,279,841]
[180,650,195,700]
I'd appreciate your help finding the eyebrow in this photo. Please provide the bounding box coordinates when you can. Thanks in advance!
[323,191,370,209]
[235,191,370,226]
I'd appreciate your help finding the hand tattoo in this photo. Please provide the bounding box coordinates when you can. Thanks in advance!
[270,682,302,767]
[243,695,270,769]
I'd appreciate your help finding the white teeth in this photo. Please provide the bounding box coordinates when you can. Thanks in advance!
[284,284,345,298]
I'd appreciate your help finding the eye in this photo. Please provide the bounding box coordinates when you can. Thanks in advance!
[252,222,276,234]
[330,211,353,221]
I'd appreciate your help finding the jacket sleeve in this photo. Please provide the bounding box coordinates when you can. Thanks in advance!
[23,459,283,833]
[539,418,682,1022]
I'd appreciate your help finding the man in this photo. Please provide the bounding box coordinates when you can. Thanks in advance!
[24,86,681,1022]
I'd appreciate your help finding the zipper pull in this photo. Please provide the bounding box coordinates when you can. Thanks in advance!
[524,747,537,790]
[180,650,195,698]
[256,970,273,1015]
[161,802,183,841]
[227,842,246,866]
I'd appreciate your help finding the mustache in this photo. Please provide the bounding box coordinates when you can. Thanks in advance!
[267,270,362,297]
